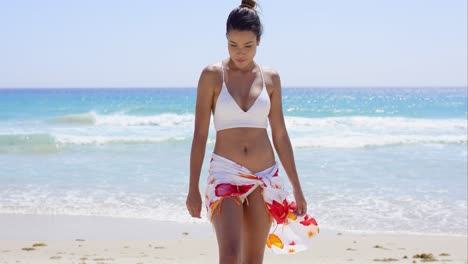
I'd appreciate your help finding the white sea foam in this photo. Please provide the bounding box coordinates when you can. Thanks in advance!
[50,111,194,127]
[0,114,466,151]
[0,186,465,236]
[51,112,97,125]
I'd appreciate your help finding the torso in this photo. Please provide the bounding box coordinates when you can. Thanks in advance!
[211,61,276,173]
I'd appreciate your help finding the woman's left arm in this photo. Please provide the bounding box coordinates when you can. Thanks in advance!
[267,69,307,216]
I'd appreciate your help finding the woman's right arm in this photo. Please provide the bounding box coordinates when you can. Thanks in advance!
[186,65,217,218]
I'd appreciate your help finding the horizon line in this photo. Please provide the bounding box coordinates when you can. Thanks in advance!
[0,85,467,90]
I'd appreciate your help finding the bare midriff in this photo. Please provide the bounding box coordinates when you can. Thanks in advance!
[213,128,276,174]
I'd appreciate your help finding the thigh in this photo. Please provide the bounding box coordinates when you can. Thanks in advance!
[241,186,272,263]
[212,197,244,259]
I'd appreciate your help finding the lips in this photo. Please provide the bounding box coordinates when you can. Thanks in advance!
[236,59,246,63]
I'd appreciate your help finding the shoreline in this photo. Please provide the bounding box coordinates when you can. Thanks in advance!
[1,214,465,240]
[0,214,466,263]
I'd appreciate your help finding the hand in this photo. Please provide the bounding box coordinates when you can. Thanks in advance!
[293,189,307,217]
[186,190,202,218]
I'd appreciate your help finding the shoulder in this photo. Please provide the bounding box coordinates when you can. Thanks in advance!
[196,62,224,98]
[258,65,281,91]
[199,62,223,84]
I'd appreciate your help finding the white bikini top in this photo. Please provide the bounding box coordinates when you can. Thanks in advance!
[213,62,270,132]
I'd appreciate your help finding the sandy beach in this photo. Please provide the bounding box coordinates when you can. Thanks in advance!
[0,214,466,264]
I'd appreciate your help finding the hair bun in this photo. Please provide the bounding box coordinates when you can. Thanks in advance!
[240,0,256,9]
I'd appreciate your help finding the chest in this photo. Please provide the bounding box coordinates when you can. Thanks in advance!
[213,73,267,114]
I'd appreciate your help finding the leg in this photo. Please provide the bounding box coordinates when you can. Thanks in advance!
[212,197,243,264]
[241,186,272,264]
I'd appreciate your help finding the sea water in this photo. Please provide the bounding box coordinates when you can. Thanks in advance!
[0,87,466,236]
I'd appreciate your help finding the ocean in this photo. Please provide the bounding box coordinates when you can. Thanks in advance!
[0,87,466,236]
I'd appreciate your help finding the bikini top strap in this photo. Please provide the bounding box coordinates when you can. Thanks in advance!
[220,61,225,83]
[258,64,265,88]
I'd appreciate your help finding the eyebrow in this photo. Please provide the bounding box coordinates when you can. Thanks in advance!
[229,40,254,45]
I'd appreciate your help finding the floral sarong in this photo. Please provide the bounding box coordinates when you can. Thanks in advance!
[204,152,319,254]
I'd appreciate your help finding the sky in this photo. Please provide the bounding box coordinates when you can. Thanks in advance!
[0,0,466,88]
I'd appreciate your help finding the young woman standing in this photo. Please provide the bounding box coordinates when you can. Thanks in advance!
[186,1,319,263]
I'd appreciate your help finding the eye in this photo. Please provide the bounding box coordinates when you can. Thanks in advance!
[245,46,252,48]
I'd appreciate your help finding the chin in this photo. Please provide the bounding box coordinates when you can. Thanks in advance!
[234,59,253,67]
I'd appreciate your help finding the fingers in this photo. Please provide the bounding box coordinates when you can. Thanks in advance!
[186,191,202,218]
[190,207,201,218]
[293,202,307,217]
[186,203,202,218]
[294,208,306,217]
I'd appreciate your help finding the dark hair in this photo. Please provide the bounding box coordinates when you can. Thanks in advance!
[226,0,263,39]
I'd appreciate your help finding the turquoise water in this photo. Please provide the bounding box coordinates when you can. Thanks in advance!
[0,87,466,236]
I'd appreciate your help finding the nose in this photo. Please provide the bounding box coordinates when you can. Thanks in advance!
[237,49,247,56]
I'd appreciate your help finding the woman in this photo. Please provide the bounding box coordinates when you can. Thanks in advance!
[186,0,319,263]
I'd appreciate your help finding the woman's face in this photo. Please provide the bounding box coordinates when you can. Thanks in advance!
[226,30,259,69]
